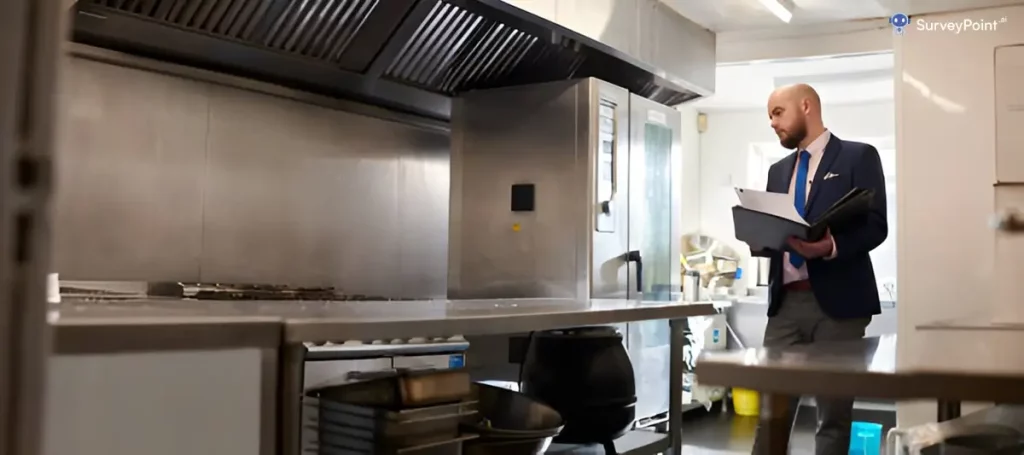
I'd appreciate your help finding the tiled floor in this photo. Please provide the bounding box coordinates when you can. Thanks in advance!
[678,404,896,455]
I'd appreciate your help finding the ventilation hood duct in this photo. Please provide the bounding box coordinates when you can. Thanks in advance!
[72,0,707,121]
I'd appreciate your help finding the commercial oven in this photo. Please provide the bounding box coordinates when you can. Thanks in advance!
[448,78,684,424]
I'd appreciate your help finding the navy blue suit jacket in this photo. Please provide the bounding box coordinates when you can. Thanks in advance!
[757,134,887,319]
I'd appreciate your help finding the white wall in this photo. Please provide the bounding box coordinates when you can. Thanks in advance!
[896,4,1024,427]
[712,0,1024,63]
[678,105,702,234]
[696,53,894,110]
[716,20,893,63]
[697,101,896,292]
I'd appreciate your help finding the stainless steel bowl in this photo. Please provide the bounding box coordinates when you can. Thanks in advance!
[936,424,1024,455]
[463,437,553,455]
[462,383,563,439]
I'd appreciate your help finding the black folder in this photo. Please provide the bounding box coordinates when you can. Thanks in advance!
[732,188,875,251]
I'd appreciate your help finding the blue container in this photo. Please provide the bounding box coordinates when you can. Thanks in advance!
[448,354,465,368]
[849,421,883,455]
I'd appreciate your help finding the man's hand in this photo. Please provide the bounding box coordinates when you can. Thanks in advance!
[787,228,836,260]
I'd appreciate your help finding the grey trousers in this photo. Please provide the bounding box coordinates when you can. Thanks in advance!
[750,289,870,455]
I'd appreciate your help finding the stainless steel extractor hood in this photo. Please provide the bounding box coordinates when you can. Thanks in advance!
[71,0,707,121]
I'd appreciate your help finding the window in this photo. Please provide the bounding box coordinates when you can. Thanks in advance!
[745,137,897,303]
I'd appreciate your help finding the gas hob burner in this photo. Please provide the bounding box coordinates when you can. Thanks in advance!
[147,282,403,301]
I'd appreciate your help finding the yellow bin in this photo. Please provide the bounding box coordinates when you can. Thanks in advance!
[732,388,760,416]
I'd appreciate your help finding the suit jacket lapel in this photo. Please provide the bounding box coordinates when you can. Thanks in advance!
[805,134,843,214]
[775,153,797,193]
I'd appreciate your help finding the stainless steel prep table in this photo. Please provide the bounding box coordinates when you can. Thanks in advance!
[695,335,1024,454]
[277,298,717,455]
[50,298,717,455]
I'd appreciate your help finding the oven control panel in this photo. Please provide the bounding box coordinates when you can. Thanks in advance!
[596,100,617,232]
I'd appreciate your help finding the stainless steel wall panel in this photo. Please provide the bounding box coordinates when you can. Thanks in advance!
[200,84,400,291]
[54,57,208,281]
[55,58,451,298]
[398,148,451,298]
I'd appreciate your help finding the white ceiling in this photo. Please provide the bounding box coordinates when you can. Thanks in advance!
[690,52,894,111]
[662,0,1024,32]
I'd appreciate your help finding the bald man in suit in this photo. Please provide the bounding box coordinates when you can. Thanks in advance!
[750,84,888,455]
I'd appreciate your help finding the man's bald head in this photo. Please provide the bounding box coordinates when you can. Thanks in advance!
[767,84,825,150]
[771,83,821,109]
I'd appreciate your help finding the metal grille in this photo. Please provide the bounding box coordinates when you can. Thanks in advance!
[261,0,377,62]
[385,1,583,94]
[74,0,702,115]
[86,0,268,39]
[85,0,378,63]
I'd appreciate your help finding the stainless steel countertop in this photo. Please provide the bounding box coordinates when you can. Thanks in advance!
[279,298,717,342]
[51,298,717,352]
[51,300,283,354]
[695,335,1024,402]
[918,317,1024,331]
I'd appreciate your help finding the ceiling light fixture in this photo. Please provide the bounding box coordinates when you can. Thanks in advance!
[757,0,795,23]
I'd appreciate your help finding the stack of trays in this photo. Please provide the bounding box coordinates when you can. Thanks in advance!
[305,368,479,455]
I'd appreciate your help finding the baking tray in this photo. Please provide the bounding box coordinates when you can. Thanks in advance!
[316,369,471,409]
[309,396,478,422]
[315,432,478,455]
[304,396,477,449]
[308,409,470,447]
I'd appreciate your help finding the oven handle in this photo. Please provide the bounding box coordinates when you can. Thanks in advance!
[304,340,470,361]
[625,250,643,294]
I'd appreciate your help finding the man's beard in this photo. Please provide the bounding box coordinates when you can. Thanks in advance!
[779,122,807,149]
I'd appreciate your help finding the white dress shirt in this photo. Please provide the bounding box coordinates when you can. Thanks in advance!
[782,129,836,284]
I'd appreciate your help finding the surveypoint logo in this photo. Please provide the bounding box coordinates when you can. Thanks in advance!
[889,13,910,35]
[890,12,1008,35]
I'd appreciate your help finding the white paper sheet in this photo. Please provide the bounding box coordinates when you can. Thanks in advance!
[734,188,808,225]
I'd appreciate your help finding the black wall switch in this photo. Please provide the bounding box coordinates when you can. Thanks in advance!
[510,183,535,212]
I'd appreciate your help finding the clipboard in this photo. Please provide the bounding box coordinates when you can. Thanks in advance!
[732,187,875,251]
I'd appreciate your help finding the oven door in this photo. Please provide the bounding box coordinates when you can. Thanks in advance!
[625,95,682,425]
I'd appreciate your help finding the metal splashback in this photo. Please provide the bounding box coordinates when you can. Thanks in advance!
[71,0,706,121]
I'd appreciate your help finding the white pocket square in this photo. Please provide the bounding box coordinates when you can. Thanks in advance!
[824,172,840,180]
